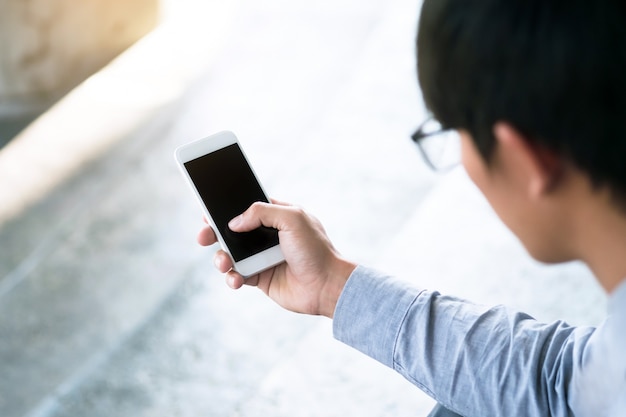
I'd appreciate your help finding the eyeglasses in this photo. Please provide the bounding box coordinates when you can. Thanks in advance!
[411,118,461,172]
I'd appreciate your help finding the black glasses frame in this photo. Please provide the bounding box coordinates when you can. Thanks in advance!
[411,118,459,172]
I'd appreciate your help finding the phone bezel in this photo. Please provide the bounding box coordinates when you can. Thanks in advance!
[174,131,285,277]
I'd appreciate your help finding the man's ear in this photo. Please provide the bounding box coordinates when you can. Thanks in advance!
[493,122,563,199]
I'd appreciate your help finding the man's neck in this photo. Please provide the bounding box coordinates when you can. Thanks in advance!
[575,194,626,294]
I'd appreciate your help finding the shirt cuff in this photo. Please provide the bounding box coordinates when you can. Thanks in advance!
[332,265,423,368]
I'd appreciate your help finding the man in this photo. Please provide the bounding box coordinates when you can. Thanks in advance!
[197,0,626,415]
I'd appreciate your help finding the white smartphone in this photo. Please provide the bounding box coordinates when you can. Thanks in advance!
[174,131,285,277]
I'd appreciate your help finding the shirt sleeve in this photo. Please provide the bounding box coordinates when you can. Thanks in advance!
[333,266,598,417]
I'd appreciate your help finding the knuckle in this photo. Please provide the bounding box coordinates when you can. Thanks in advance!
[287,206,310,227]
[248,201,265,214]
[246,201,265,219]
[291,206,307,217]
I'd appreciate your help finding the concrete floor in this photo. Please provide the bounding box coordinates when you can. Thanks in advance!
[0,1,607,416]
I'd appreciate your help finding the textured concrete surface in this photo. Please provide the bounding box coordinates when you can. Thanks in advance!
[0,0,607,416]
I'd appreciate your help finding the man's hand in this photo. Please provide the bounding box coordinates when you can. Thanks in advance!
[197,200,356,318]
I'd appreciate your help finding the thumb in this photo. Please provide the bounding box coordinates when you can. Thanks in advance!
[228,201,281,232]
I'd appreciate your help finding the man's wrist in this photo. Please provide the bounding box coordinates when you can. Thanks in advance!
[321,259,357,318]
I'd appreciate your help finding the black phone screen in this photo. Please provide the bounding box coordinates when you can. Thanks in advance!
[184,144,279,262]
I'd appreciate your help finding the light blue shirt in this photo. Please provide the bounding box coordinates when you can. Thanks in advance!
[333,266,626,416]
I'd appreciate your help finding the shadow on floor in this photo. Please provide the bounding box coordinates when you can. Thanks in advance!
[0,113,41,149]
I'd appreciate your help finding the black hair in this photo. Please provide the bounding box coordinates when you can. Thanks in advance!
[417,0,626,208]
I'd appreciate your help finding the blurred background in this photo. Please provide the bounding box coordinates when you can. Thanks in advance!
[0,1,606,416]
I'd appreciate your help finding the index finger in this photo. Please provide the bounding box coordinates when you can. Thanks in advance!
[270,198,291,206]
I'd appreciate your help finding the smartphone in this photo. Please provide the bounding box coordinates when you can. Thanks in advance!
[174,131,285,277]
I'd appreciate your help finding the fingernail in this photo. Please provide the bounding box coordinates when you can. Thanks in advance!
[228,216,241,229]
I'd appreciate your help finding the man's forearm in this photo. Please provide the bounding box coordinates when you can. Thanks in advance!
[332,266,594,416]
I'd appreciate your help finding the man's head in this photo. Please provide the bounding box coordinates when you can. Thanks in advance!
[416,0,626,267]
[417,0,626,209]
